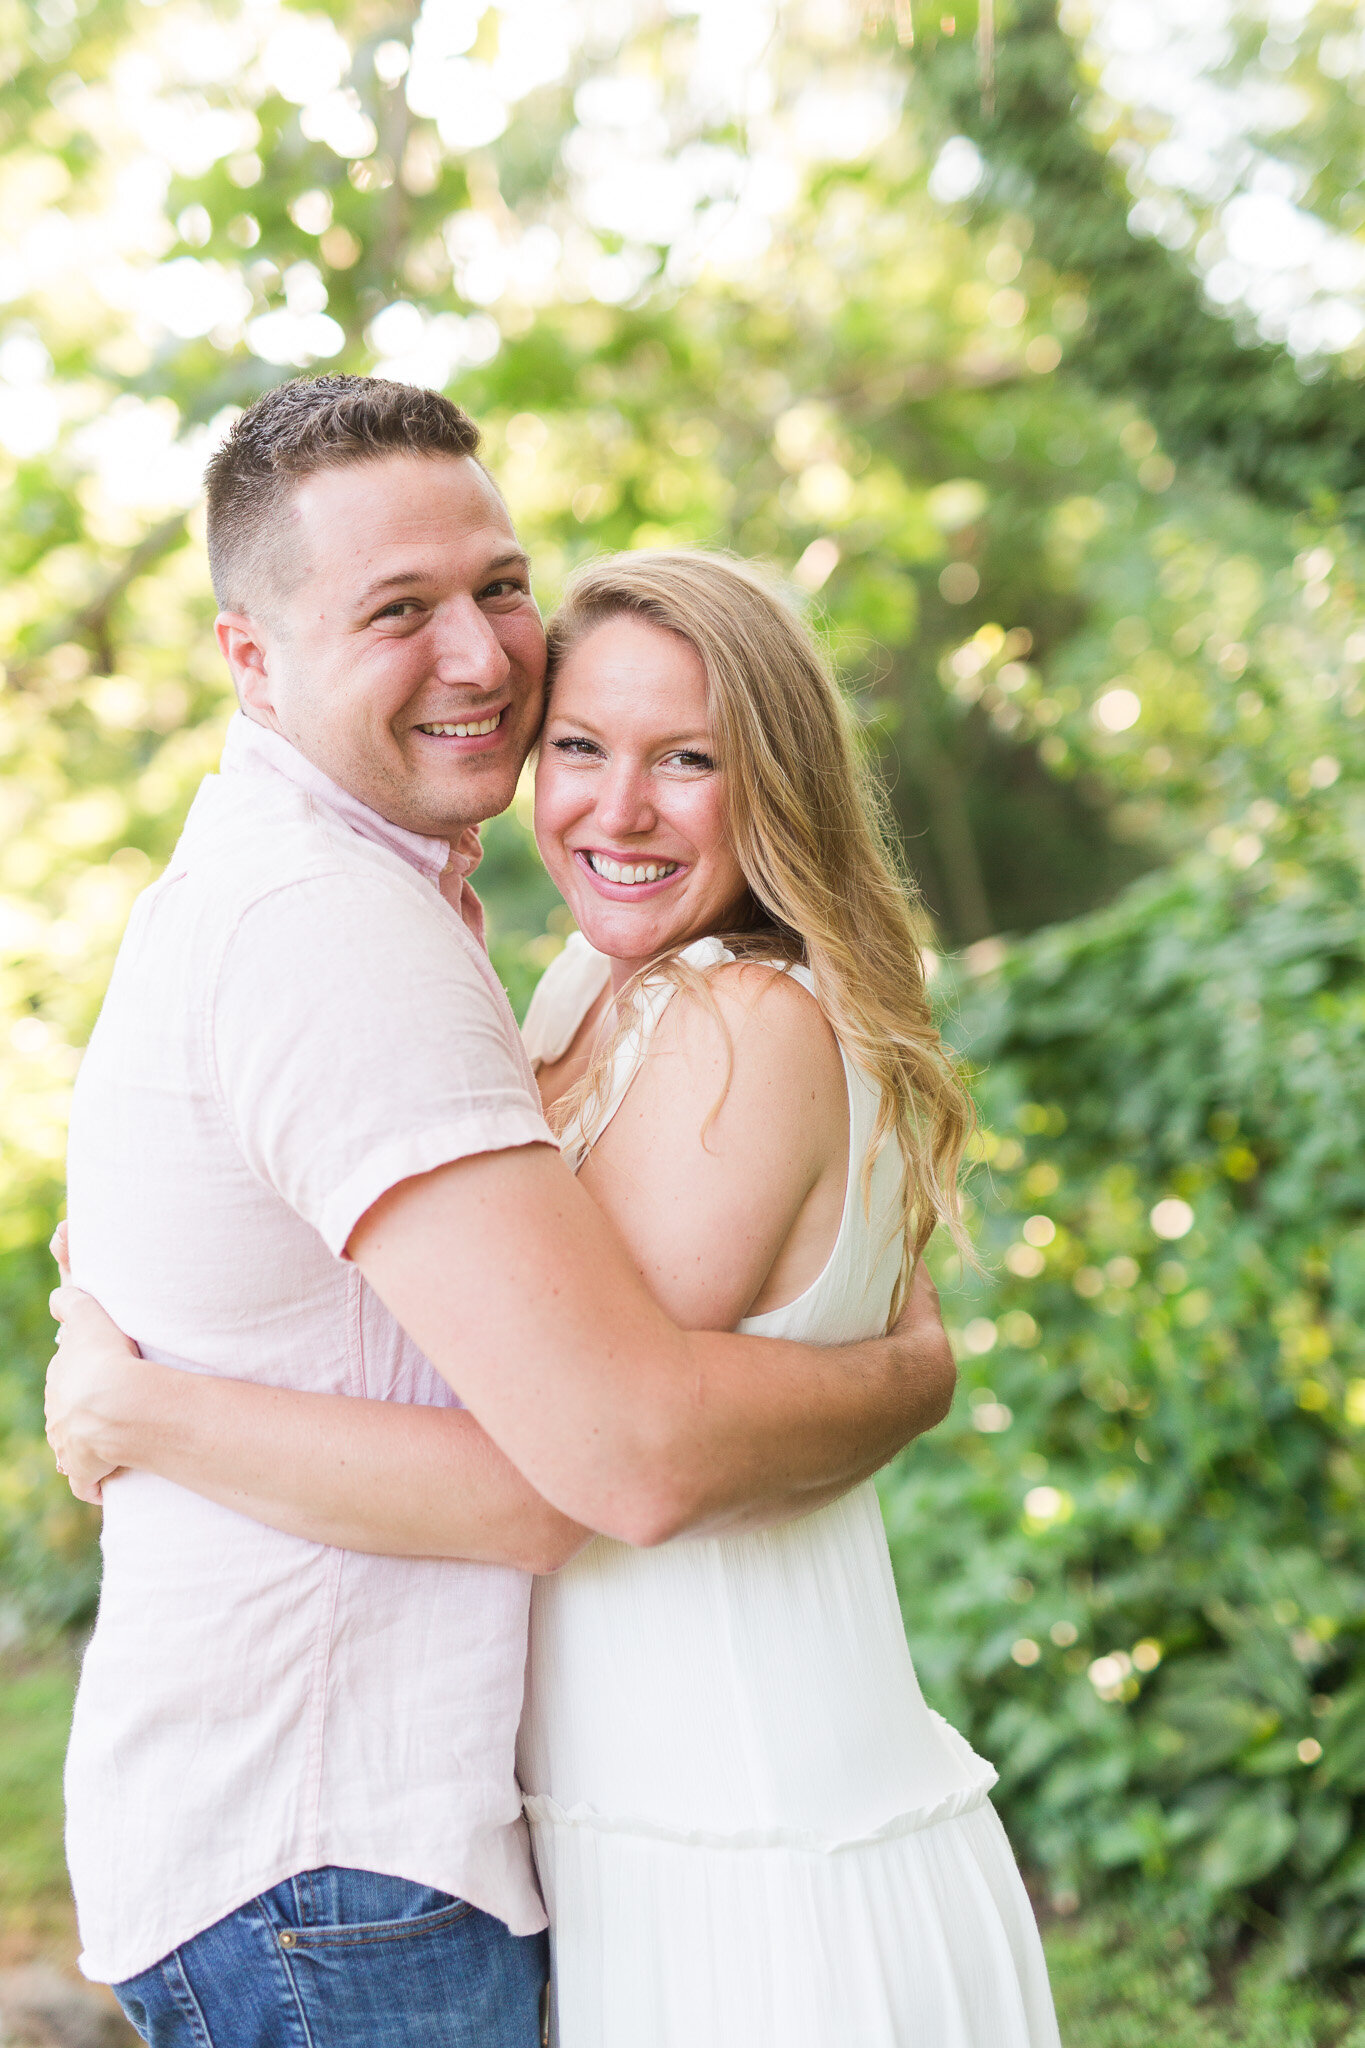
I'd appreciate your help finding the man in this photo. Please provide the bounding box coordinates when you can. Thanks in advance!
[55,375,954,2047]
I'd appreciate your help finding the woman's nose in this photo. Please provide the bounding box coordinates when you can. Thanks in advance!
[595,764,655,838]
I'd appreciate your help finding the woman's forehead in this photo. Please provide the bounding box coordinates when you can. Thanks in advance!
[550,616,710,725]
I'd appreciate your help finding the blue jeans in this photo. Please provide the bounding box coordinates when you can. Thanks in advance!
[113,1866,549,2047]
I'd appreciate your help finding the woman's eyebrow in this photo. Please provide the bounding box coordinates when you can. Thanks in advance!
[545,708,604,735]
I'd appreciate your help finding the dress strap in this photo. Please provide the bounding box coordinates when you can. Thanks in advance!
[520,932,611,1070]
[555,935,737,1171]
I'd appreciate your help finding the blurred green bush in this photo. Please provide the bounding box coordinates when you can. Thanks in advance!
[886,823,1365,1967]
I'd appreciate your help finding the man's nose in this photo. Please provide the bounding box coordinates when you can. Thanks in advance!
[594,762,656,839]
[431,598,512,693]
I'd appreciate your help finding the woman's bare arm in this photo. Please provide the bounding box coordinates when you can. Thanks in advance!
[579,964,852,1331]
[45,1273,588,1572]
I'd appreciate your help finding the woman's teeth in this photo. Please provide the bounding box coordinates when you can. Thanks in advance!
[586,854,679,886]
[419,713,502,737]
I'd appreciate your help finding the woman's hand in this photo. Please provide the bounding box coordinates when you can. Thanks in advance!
[46,1225,141,1505]
[44,1226,591,1565]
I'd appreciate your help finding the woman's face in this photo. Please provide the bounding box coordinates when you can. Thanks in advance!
[534,614,749,966]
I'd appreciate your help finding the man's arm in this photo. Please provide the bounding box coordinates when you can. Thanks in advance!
[198,875,951,1549]
[351,1142,953,1548]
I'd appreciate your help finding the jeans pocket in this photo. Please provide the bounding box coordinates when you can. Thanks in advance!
[277,1896,474,1952]
[272,1896,548,2048]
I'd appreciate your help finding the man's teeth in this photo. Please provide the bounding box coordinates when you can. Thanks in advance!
[586,854,679,886]
[419,714,502,737]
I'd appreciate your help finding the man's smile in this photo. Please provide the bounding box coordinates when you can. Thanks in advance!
[413,708,507,742]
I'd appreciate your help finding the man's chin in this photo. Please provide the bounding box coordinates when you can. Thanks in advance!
[313,732,525,841]
[399,761,522,839]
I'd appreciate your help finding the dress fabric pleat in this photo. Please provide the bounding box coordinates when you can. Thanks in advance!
[518,936,1061,2047]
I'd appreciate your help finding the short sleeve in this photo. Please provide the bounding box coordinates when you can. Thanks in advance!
[211,872,554,1256]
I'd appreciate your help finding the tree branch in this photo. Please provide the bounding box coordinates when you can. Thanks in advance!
[914,0,1365,522]
[892,671,995,944]
[8,510,190,686]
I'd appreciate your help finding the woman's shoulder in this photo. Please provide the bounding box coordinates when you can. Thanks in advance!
[653,951,846,1112]
[673,946,833,1032]
[520,933,611,1070]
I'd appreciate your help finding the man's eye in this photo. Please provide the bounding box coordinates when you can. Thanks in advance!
[480,578,526,600]
[374,600,422,621]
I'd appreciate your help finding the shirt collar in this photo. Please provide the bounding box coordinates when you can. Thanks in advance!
[220,712,487,942]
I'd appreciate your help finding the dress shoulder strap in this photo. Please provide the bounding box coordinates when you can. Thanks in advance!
[554,934,736,1171]
[519,933,611,1070]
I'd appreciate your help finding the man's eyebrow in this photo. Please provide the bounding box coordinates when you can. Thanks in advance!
[484,549,532,576]
[355,571,427,603]
[355,550,532,606]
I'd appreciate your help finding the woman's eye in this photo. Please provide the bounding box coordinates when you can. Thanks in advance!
[550,735,602,759]
[668,749,716,772]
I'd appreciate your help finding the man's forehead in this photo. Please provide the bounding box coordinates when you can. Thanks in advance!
[292,453,520,550]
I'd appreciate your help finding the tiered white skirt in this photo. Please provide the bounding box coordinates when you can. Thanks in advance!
[526,1727,1061,2048]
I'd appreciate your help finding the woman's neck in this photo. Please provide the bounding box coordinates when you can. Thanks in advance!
[608,953,651,996]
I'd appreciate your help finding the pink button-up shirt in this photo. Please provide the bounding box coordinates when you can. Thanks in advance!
[64,714,554,1983]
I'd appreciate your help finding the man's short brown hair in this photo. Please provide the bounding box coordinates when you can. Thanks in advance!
[205,375,483,615]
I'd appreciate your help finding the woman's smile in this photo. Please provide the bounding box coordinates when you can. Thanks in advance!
[574,848,687,897]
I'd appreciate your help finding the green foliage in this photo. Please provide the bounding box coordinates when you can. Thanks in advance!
[0,1655,78,1918]
[884,814,1365,1964]
[923,0,1365,520]
[1044,1909,1365,2047]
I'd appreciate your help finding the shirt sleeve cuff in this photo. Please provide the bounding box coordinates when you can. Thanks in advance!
[321,1107,558,1259]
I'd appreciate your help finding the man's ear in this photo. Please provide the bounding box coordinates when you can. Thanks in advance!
[215,613,276,723]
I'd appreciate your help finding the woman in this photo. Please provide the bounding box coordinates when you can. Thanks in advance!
[48,551,1059,2046]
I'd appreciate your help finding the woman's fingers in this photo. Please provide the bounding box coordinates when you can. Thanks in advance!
[49,1219,70,1280]
[44,1285,138,1503]
[65,1472,109,1507]
[44,1367,117,1502]
[48,1284,140,1354]
[892,1257,941,1336]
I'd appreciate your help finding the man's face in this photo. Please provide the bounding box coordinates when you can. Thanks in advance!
[219,453,546,840]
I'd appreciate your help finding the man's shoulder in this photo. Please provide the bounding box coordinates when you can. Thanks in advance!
[176,772,438,922]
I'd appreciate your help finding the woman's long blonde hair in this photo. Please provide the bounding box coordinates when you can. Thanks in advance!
[545,549,975,1308]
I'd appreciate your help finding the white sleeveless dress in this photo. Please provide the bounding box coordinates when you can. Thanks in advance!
[518,935,1060,2048]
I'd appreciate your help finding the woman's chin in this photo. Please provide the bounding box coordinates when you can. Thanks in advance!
[570,899,693,965]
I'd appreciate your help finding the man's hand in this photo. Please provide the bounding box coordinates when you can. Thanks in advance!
[46,1227,139,1504]
[889,1259,956,1434]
